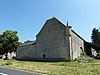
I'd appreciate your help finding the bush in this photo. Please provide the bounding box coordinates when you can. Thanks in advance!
[80,53,87,57]
[74,53,94,62]
[97,52,100,59]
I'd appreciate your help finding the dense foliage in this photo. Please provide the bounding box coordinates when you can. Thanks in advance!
[0,30,21,58]
[91,28,100,46]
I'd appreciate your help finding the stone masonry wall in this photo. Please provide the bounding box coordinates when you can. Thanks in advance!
[35,18,70,61]
[65,26,73,60]
[16,44,36,60]
[71,30,84,60]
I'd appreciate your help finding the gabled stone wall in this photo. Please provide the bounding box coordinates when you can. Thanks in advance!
[35,18,70,61]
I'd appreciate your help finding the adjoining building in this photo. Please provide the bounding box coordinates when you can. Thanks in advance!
[16,41,36,60]
[16,17,88,61]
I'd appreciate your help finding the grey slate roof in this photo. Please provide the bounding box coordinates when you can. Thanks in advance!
[20,40,36,47]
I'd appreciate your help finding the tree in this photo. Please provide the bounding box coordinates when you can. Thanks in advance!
[24,40,32,43]
[0,30,20,59]
[91,28,100,46]
[0,34,4,55]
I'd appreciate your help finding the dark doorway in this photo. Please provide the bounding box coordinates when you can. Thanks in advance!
[43,54,46,58]
[80,47,83,53]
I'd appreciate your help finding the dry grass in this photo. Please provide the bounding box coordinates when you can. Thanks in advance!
[0,60,100,75]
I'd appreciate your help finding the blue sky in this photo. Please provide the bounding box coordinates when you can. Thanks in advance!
[0,0,100,42]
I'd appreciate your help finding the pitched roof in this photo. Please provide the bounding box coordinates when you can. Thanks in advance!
[20,40,36,47]
[36,17,85,41]
[71,30,85,41]
[85,42,100,49]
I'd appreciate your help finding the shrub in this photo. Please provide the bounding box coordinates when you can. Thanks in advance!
[80,53,87,57]
[97,52,100,59]
[74,53,94,62]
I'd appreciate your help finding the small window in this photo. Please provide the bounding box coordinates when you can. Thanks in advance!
[43,54,46,58]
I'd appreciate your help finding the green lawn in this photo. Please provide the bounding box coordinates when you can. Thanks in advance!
[0,60,100,75]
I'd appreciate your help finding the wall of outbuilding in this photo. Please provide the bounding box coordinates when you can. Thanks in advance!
[71,30,84,60]
[16,44,36,60]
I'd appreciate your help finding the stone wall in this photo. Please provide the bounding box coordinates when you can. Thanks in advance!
[65,26,73,60]
[16,44,36,60]
[35,18,70,61]
[71,30,84,60]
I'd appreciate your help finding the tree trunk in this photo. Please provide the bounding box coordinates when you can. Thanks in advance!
[5,51,8,59]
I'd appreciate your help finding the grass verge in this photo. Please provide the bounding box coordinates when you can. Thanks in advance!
[0,60,100,75]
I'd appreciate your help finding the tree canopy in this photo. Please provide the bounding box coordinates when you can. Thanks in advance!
[91,28,100,46]
[0,30,21,56]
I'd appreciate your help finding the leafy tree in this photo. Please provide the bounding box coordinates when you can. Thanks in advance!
[0,30,21,59]
[0,34,4,55]
[91,28,100,46]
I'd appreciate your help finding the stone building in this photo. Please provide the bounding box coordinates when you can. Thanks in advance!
[16,17,85,61]
[16,41,36,60]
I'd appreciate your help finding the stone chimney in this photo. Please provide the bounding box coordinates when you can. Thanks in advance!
[65,25,72,61]
[66,25,72,36]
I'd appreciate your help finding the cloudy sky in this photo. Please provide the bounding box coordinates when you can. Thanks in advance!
[0,0,100,42]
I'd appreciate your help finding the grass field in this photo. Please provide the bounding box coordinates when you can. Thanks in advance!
[0,60,100,75]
